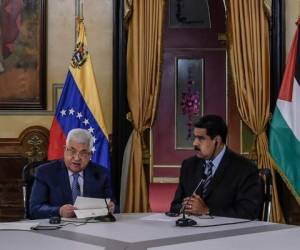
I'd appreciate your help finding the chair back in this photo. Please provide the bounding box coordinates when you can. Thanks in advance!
[259,168,272,221]
[22,160,49,219]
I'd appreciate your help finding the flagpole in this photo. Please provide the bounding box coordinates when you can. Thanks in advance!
[75,0,84,41]
[75,0,79,18]
[79,0,84,19]
[75,0,79,42]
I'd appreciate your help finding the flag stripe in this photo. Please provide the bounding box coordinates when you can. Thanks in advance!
[277,78,300,141]
[278,26,298,101]
[296,28,300,84]
[69,61,108,139]
[269,107,300,196]
[48,118,65,160]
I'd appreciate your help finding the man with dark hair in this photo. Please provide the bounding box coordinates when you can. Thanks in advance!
[170,114,262,220]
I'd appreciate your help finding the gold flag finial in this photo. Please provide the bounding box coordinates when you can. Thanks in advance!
[75,0,84,42]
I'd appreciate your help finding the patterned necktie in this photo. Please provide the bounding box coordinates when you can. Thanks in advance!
[72,173,81,203]
[202,161,213,197]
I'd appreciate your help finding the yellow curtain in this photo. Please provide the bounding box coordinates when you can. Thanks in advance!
[124,0,133,25]
[227,0,284,222]
[125,0,165,212]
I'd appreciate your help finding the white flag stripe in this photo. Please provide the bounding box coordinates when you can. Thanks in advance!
[277,78,300,142]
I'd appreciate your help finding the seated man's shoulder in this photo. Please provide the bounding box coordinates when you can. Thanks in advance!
[227,149,257,171]
[88,161,109,174]
[36,160,63,173]
[180,155,204,172]
[182,155,201,166]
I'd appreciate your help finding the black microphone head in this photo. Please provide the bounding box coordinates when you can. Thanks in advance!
[49,216,61,224]
[94,213,116,222]
[176,217,197,227]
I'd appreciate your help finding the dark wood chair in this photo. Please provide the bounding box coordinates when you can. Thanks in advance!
[0,126,49,221]
[260,168,272,222]
[22,160,49,219]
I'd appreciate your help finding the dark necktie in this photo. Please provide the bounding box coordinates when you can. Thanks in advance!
[72,173,81,203]
[202,161,213,197]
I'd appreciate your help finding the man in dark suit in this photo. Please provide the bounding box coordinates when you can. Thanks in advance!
[170,115,262,220]
[30,128,114,219]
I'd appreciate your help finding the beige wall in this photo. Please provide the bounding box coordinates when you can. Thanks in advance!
[1,1,298,139]
[0,0,112,138]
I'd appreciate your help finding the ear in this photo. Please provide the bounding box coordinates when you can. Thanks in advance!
[214,136,221,145]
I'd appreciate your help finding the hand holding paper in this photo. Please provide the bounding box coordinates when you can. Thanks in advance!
[73,197,110,219]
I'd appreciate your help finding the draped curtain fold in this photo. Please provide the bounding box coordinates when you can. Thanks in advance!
[124,0,165,212]
[227,0,284,222]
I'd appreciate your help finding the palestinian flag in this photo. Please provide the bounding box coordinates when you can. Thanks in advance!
[269,19,300,203]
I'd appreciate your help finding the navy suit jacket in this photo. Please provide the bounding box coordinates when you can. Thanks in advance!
[170,148,262,220]
[30,160,112,219]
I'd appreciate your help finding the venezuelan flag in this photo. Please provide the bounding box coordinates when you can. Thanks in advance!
[48,19,110,169]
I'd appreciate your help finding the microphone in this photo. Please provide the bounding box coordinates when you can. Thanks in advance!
[94,198,116,222]
[94,212,116,222]
[176,172,207,227]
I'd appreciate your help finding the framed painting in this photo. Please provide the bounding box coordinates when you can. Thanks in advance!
[0,0,46,110]
[175,58,204,149]
[169,0,211,28]
[240,120,255,156]
[52,83,63,112]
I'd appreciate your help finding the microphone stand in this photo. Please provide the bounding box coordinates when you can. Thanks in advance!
[176,140,219,227]
[176,179,205,227]
[176,209,197,227]
[94,198,116,222]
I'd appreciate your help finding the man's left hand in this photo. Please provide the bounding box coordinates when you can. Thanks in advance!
[108,201,115,213]
[184,194,209,215]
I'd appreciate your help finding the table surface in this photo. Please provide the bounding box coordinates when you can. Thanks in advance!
[0,213,298,250]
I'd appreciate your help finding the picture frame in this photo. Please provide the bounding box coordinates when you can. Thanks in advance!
[240,120,255,156]
[169,0,211,28]
[0,0,47,110]
[52,83,64,112]
[175,58,204,149]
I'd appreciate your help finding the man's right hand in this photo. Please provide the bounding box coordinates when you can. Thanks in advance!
[59,204,76,218]
[183,194,209,215]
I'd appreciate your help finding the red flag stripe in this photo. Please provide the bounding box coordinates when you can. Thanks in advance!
[48,118,66,160]
[278,24,299,101]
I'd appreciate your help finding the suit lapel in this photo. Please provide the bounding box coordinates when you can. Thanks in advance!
[204,148,230,198]
[193,157,205,195]
[57,161,73,204]
[83,162,94,196]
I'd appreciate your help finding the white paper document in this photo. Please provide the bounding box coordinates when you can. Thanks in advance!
[141,213,177,222]
[0,222,39,231]
[73,197,109,219]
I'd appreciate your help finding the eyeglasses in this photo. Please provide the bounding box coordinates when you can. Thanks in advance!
[65,147,91,158]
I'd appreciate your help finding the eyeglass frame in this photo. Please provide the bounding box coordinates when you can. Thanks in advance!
[64,146,91,159]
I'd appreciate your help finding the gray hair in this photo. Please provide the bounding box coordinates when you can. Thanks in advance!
[66,128,93,151]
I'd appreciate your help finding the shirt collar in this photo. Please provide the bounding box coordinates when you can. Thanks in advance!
[205,145,226,175]
[68,169,83,178]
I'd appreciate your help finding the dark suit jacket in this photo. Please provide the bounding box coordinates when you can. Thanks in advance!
[30,160,112,219]
[170,148,262,220]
